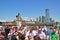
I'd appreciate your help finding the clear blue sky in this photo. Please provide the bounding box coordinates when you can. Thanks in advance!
[0,0,60,22]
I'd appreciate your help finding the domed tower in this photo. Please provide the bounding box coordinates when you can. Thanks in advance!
[16,13,22,21]
[16,13,22,27]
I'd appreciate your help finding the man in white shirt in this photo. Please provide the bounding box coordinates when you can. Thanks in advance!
[38,29,46,40]
[25,27,38,40]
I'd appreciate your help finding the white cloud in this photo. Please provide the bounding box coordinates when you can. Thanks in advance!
[0,20,6,22]
[22,17,30,21]
[22,17,36,21]
[0,19,14,22]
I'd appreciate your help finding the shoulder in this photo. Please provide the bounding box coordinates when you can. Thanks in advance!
[55,33,59,36]
[50,32,53,36]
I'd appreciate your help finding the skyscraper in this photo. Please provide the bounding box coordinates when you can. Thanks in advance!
[45,9,50,23]
[39,16,42,23]
[42,16,46,23]
[36,17,38,22]
[50,18,52,22]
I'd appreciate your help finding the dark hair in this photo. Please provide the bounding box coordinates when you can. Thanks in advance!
[50,28,52,29]
[34,35,41,40]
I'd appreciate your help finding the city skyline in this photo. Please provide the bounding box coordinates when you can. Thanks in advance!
[0,0,60,22]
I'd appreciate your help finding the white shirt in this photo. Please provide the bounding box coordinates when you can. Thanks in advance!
[26,30,38,37]
[38,32,46,39]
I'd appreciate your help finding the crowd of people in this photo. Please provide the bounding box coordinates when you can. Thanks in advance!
[0,25,60,40]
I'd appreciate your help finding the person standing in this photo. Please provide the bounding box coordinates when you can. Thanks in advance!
[50,28,59,40]
[58,30,60,40]
[38,28,46,40]
[46,28,52,40]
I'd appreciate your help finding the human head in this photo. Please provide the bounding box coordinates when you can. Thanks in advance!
[39,28,42,32]
[52,28,56,33]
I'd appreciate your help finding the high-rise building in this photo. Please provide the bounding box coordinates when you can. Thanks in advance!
[39,16,42,23]
[42,16,46,23]
[45,9,50,23]
[36,17,38,22]
[50,18,52,22]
